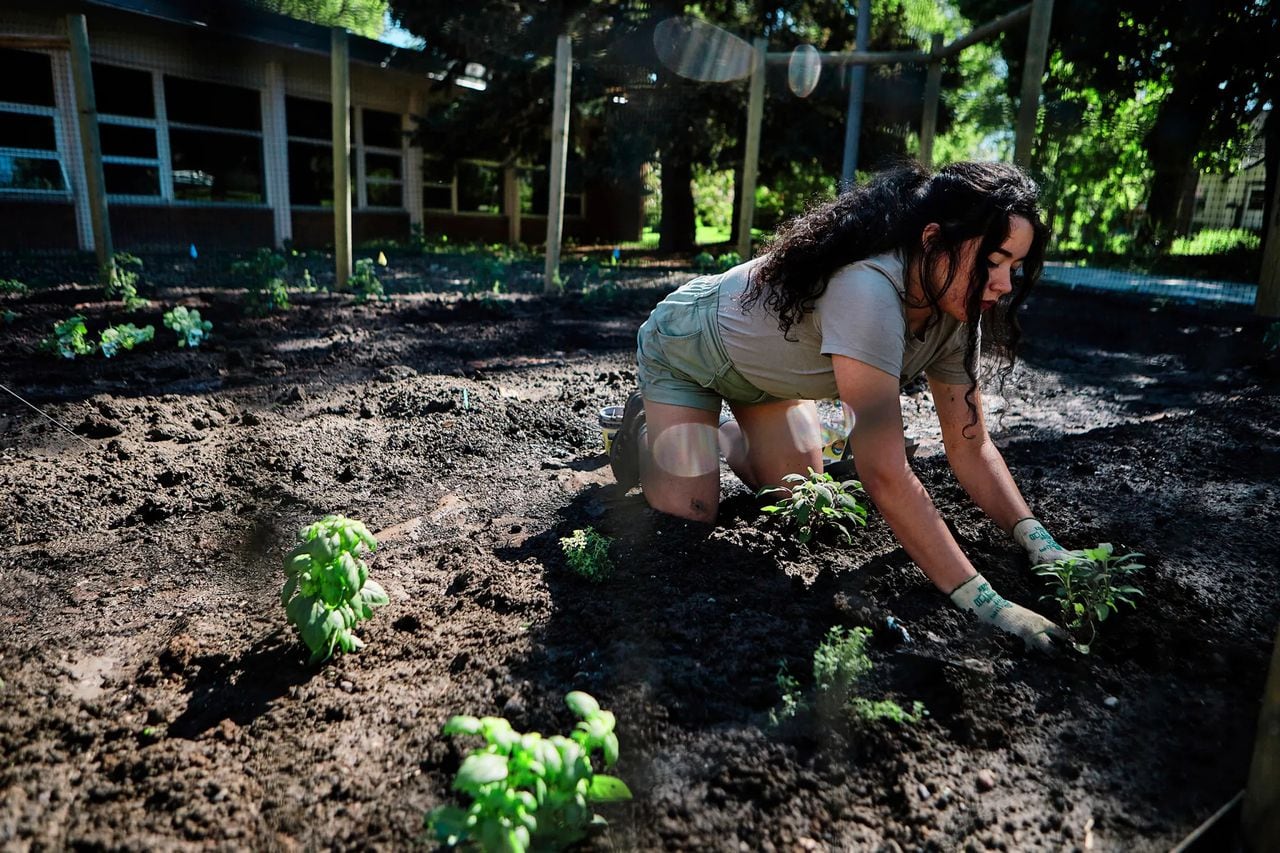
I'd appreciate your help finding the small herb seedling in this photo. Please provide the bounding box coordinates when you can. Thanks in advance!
[0,278,28,295]
[163,306,213,348]
[99,323,155,357]
[281,514,389,664]
[560,527,614,582]
[41,314,93,359]
[105,252,148,310]
[351,258,385,303]
[1034,543,1145,654]
[772,626,925,726]
[427,691,632,852]
[760,468,868,544]
[233,248,291,315]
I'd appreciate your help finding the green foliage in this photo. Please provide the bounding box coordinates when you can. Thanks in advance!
[693,251,742,274]
[772,627,926,726]
[163,306,214,348]
[427,691,632,852]
[232,248,291,315]
[2,309,17,325]
[351,258,385,302]
[98,323,154,357]
[281,514,389,664]
[105,252,148,310]
[1033,543,1145,654]
[41,315,93,359]
[760,468,868,544]
[254,0,389,38]
[1169,228,1262,256]
[692,165,734,232]
[559,527,614,582]
[0,278,28,295]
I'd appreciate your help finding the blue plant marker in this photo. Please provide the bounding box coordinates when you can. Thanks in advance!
[611,246,621,265]
[189,243,198,259]
[462,388,470,410]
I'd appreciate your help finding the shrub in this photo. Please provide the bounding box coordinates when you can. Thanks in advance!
[560,527,614,582]
[759,468,868,544]
[163,306,213,348]
[98,323,154,357]
[1033,543,1144,654]
[427,691,632,852]
[281,514,389,664]
[351,257,385,302]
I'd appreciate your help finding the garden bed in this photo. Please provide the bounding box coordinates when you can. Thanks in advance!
[0,265,1277,850]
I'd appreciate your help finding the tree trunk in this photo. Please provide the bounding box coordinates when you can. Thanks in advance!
[1142,83,1212,246]
[659,155,696,253]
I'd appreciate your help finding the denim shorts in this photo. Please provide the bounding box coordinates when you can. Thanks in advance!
[636,276,782,412]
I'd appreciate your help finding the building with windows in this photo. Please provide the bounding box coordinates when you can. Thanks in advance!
[0,0,643,253]
[1192,109,1271,234]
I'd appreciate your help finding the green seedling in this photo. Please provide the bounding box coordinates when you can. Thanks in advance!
[759,468,868,544]
[99,323,154,357]
[2,309,18,324]
[1033,543,1145,654]
[163,306,213,348]
[427,691,632,852]
[351,258,385,302]
[772,626,925,726]
[105,252,148,310]
[0,278,28,295]
[41,314,93,359]
[233,248,291,315]
[281,514,389,664]
[560,527,614,582]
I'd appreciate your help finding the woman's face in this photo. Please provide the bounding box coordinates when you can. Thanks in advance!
[934,214,1034,322]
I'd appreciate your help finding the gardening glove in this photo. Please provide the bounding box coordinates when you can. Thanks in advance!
[1012,517,1080,567]
[949,573,1065,654]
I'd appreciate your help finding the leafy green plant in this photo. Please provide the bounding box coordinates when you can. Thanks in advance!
[163,306,213,348]
[1169,228,1261,256]
[427,691,632,852]
[99,322,154,357]
[232,248,291,315]
[1033,543,1145,654]
[559,527,614,582]
[0,278,28,295]
[281,514,389,664]
[772,626,925,726]
[351,257,385,302]
[105,252,148,310]
[2,309,18,325]
[759,468,868,544]
[41,314,93,359]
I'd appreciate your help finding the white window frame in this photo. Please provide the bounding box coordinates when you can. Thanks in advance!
[0,98,70,198]
[422,154,455,212]
[357,106,405,211]
[517,163,585,219]
[284,98,333,210]
[163,74,267,208]
[91,61,164,203]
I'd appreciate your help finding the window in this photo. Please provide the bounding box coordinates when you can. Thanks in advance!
[360,108,403,209]
[0,48,67,193]
[1247,187,1266,211]
[520,165,584,218]
[287,96,337,206]
[165,74,263,202]
[93,62,161,198]
[423,156,454,211]
[457,161,501,214]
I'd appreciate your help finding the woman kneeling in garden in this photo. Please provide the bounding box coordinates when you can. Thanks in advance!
[610,160,1074,652]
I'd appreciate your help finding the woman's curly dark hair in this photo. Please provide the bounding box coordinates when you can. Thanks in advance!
[743,159,1049,432]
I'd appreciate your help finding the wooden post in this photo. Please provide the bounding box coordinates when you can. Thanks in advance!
[919,33,944,167]
[65,13,113,283]
[736,38,766,262]
[544,34,571,293]
[1013,0,1054,169]
[263,61,292,248]
[404,91,424,234]
[331,27,352,290]
[1255,171,1280,316]
[1244,625,1280,847]
[840,0,871,191]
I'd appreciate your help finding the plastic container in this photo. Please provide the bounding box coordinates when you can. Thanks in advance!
[599,405,625,454]
[817,399,851,466]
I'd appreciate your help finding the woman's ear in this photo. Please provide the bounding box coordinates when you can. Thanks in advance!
[921,222,940,247]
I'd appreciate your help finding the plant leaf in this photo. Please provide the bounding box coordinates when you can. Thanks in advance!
[456,753,509,788]
[587,774,633,802]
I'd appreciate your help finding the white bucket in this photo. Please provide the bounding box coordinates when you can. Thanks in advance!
[599,405,625,454]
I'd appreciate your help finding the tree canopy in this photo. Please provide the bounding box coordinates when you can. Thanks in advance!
[253,0,390,39]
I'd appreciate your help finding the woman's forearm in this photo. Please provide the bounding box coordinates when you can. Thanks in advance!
[944,437,1032,533]
[860,464,976,594]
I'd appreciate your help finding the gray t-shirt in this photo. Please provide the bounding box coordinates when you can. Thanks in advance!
[716,252,974,400]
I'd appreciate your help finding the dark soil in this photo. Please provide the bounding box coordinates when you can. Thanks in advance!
[1,258,1278,852]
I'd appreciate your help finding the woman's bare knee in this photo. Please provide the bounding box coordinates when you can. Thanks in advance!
[645,489,719,523]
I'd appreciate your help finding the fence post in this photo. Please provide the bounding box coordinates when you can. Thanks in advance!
[331,27,352,290]
[840,0,871,190]
[736,38,767,262]
[66,13,114,284]
[1013,0,1054,169]
[544,34,572,293]
[1256,175,1280,317]
[919,33,944,167]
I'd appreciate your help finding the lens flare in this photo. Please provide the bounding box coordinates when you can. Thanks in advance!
[784,404,824,455]
[653,17,756,83]
[787,44,822,97]
[650,422,721,478]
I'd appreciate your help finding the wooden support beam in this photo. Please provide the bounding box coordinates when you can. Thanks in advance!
[0,34,70,50]
[1257,171,1280,316]
[1013,0,1054,169]
[919,33,944,167]
[1244,625,1280,845]
[331,27,352,289]
[736,39,766,261]
[544,34,571,293]
[940,3,1032,59]
[65,14,113,283]
[840,0,871,191]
